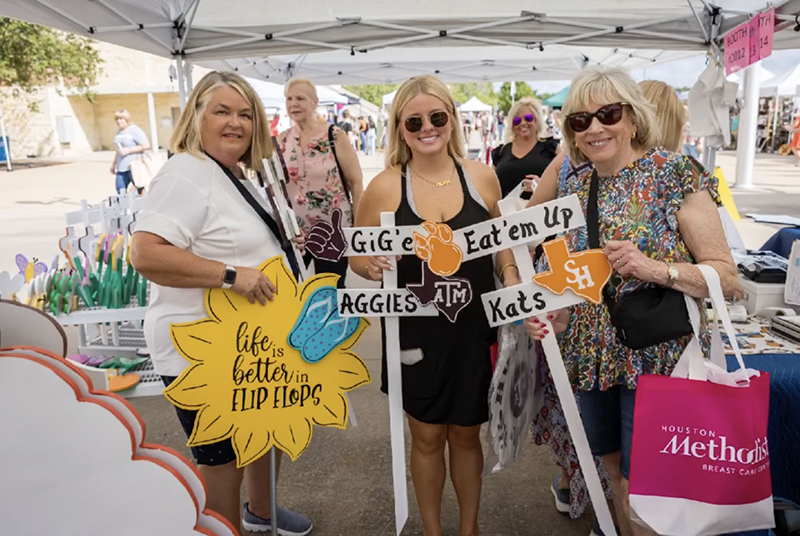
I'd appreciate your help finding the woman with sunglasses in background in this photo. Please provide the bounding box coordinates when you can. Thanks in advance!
[351,75,519,536]
[491,97,561,203]
[525,67,741,536]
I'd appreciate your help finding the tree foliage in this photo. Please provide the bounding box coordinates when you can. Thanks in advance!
[0,17,102,106]
[497,82,539,114]
[344,80,556,115]
[448,82,498,108]
[342,84,398,107]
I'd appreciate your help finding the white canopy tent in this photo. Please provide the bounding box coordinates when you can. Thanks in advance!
[5,0,800,88]
[247,78,349,110]
[382,89,397,109]
[460,96,493,112]
[761,63,800,96]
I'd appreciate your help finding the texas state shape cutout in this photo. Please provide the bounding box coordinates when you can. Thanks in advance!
[531,237,612,304]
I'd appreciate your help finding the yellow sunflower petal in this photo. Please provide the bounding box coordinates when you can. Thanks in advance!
[188,406,234,447]
[331,351,371,390]
[162,363,209,409]
[171,319,219,363]
[259,256,298,300]
[232,427,272,468]
[298,272,340,301]
[312,392,348,428]
[339,317,371,352]
[273,418,313,461]
[206,288,249,323]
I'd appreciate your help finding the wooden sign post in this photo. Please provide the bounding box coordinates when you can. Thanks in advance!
[479,197,616,536]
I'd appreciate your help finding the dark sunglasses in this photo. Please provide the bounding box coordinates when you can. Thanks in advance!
[512,114,535,127]
[404,111,449,133]
[567,102,628,133]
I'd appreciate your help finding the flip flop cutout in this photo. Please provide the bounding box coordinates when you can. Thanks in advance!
[98,356,148,373]
[301,313,361,364]
[84,355,113,368]
[66,354,90,365]
[288,286,337,350]
[108,370,141,392]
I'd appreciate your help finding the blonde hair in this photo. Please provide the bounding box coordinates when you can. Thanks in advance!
[114,109,131,122]
[504,97,546,143]
[639,80,685,153]
[386,75,465,167]
[170,71,272,171]
[284,78,318,101]
[562,66,659,165]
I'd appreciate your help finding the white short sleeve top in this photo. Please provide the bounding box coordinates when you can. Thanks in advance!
[135,152,284,376]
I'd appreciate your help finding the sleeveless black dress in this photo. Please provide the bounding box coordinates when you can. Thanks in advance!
[380,162,497,426]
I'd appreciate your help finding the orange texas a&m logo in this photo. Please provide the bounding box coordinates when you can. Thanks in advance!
[414,221,463,277]
[531,237,612,304]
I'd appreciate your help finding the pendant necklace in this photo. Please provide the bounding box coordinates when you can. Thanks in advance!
[409,164,455,188]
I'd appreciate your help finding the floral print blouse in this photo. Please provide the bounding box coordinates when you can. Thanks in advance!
[280,125,353,234]
[555,147,721,391]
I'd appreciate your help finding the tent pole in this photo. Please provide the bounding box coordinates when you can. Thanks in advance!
[771,97,781,152]
[177,57,187,110]
[147,93,159,152]
[186,61,195,93]
[0,111,11,172]
[734,61,760,189]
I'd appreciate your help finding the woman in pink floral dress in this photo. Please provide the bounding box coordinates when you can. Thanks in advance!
[279,79,363,286]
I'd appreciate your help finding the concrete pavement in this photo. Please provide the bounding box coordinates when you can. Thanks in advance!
[2,150,798,535]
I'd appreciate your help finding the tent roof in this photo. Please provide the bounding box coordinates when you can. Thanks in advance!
[4,1,800,84]
[460,96,492,112]
[246,78,349,109]
[761,63,800,96]
[543,86,570,107]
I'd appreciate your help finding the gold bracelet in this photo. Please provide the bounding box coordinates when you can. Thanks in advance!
[497,263,518,282]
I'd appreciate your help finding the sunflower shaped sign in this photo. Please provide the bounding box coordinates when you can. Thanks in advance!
[165,256,371,467]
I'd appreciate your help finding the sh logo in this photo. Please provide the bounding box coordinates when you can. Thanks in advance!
[564,260,594,290]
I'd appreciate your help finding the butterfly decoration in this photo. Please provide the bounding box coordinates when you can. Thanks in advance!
[15,254,49,283]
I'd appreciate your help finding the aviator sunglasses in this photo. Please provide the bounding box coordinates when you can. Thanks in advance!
[404,111,449,133]
[512,113,535,127]
[566,102,628,133]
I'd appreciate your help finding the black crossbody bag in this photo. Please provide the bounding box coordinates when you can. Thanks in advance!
[587,170,692,350]
[207,153,301,278]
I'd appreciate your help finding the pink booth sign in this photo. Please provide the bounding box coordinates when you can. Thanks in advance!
[725,6,774,76]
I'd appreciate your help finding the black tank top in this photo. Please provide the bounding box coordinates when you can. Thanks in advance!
[380,160,497,426]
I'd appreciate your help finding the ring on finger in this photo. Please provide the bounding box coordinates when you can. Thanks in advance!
[616,259,625,269]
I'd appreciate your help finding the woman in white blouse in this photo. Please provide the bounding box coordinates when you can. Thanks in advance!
[131,71,312,536]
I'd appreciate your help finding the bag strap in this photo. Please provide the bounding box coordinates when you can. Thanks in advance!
[328,125,352,204]
[586,170,617,311]
[209,154,303,278]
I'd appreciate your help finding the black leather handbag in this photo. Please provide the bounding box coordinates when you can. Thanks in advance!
[587,170,693,350]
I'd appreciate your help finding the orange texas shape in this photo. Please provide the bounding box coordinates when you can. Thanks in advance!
[531,237,612,305]
[414,221,463,277]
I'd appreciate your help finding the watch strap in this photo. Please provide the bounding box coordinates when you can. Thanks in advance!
[222,265,236,290]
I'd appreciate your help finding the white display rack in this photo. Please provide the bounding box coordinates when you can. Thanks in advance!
[55,304,164,398]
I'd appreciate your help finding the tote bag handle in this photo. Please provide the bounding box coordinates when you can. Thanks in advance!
[673,265,748,384]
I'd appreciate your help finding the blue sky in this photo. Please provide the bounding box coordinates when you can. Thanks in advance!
[521,48,800,93]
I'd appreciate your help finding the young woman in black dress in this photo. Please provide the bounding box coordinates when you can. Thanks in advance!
[351,75,520,536]
[491,97,562,201]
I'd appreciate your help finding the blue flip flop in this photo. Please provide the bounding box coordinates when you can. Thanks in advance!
[301,313,360,363]
[288,286,337,350]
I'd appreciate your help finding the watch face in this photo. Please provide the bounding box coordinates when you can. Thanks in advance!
[223,269,236,285]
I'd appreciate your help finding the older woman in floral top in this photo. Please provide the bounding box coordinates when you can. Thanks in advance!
[279,78,363,287]
[527,66,742,536]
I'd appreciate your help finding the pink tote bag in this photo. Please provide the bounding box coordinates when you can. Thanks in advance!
[628,266,773,536]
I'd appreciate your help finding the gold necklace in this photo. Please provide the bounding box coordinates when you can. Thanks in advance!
[409,164,455,188]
